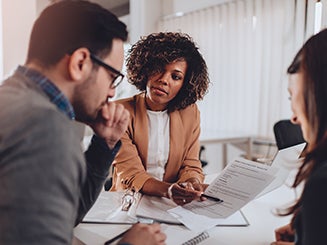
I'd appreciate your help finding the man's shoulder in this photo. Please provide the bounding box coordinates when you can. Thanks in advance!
[0,80,72,143]
[0,85,60,127]
[0,72,51,111]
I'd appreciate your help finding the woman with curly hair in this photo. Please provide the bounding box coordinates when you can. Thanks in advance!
[110,32,210,206]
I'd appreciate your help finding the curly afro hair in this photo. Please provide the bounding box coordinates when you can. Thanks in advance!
[126,32,210,112]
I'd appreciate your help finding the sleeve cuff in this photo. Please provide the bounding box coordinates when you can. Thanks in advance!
[91,134,121,155]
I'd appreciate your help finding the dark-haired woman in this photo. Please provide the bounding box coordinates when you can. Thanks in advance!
[272,29,327,245]
[110,32,210,206]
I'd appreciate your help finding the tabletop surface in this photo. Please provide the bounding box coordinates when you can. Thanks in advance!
[74,173,296,245]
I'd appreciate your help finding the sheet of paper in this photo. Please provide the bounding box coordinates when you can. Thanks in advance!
[168,207,248,231]
[136,195,248,229]
[167,157,276,231]
[256,142,306,198]
[136,196,180,224]
[184,158,275,218]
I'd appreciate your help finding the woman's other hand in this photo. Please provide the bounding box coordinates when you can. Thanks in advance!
[271,223,295,245]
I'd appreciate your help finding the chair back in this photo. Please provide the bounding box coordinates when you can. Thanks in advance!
[273,119,305,150]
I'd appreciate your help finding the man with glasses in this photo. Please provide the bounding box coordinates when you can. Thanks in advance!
[0,1,166,245]
[90,53,125,89]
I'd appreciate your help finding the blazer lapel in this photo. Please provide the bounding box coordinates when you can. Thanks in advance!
[134,94,149,167]
[164,110,185,181]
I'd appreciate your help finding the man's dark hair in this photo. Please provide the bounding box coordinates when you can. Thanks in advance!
[26,0,128,67]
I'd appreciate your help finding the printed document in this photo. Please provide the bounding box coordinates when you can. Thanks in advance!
[256,142,306,197]
[168,157,276,230]
[136,195,248,227]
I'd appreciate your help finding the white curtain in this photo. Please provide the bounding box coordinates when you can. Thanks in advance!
[158,0,323,139]
[317,0,327,31]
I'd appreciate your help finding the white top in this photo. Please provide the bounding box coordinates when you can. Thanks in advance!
[146,109,170,180]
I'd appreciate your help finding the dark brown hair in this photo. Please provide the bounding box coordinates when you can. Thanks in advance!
[281,28,327,226]
[27,0,127,67]
[126,32,209,112]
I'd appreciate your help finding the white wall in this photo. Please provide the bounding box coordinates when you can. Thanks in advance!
[129,0,162,43]
[128,0,233,44]
[162,0,231,16]
[0,0,226,79]
[2,0,36,77]
[36,0,50,16]
[1,0,50,79]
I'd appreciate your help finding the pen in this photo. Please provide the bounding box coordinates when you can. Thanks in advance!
[178,182,223,203]
[104,228,130,245]
[201,194,224,203]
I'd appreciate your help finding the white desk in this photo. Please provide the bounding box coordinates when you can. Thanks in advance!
[74,182,294,245]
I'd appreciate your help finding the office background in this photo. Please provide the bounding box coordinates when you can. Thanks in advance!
[1,0,326,170]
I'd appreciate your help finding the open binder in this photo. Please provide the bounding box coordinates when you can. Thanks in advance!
[82,191,139,224]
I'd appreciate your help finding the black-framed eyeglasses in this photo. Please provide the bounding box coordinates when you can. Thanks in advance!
[90,53,124,89]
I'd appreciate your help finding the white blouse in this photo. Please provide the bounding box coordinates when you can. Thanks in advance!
[146,109,170,181]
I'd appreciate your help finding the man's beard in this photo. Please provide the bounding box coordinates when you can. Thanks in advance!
[72,71,101,124]
[74,104,99,124]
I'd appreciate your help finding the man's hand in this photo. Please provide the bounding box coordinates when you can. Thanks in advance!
[90,102,129,149]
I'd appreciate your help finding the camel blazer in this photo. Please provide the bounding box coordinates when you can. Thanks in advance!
[110,93,204,191]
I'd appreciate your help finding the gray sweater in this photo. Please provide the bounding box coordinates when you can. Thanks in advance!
[0,70,119,244]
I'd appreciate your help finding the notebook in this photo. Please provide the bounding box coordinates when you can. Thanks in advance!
[161,224,221,245]
[182,231,209,245]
